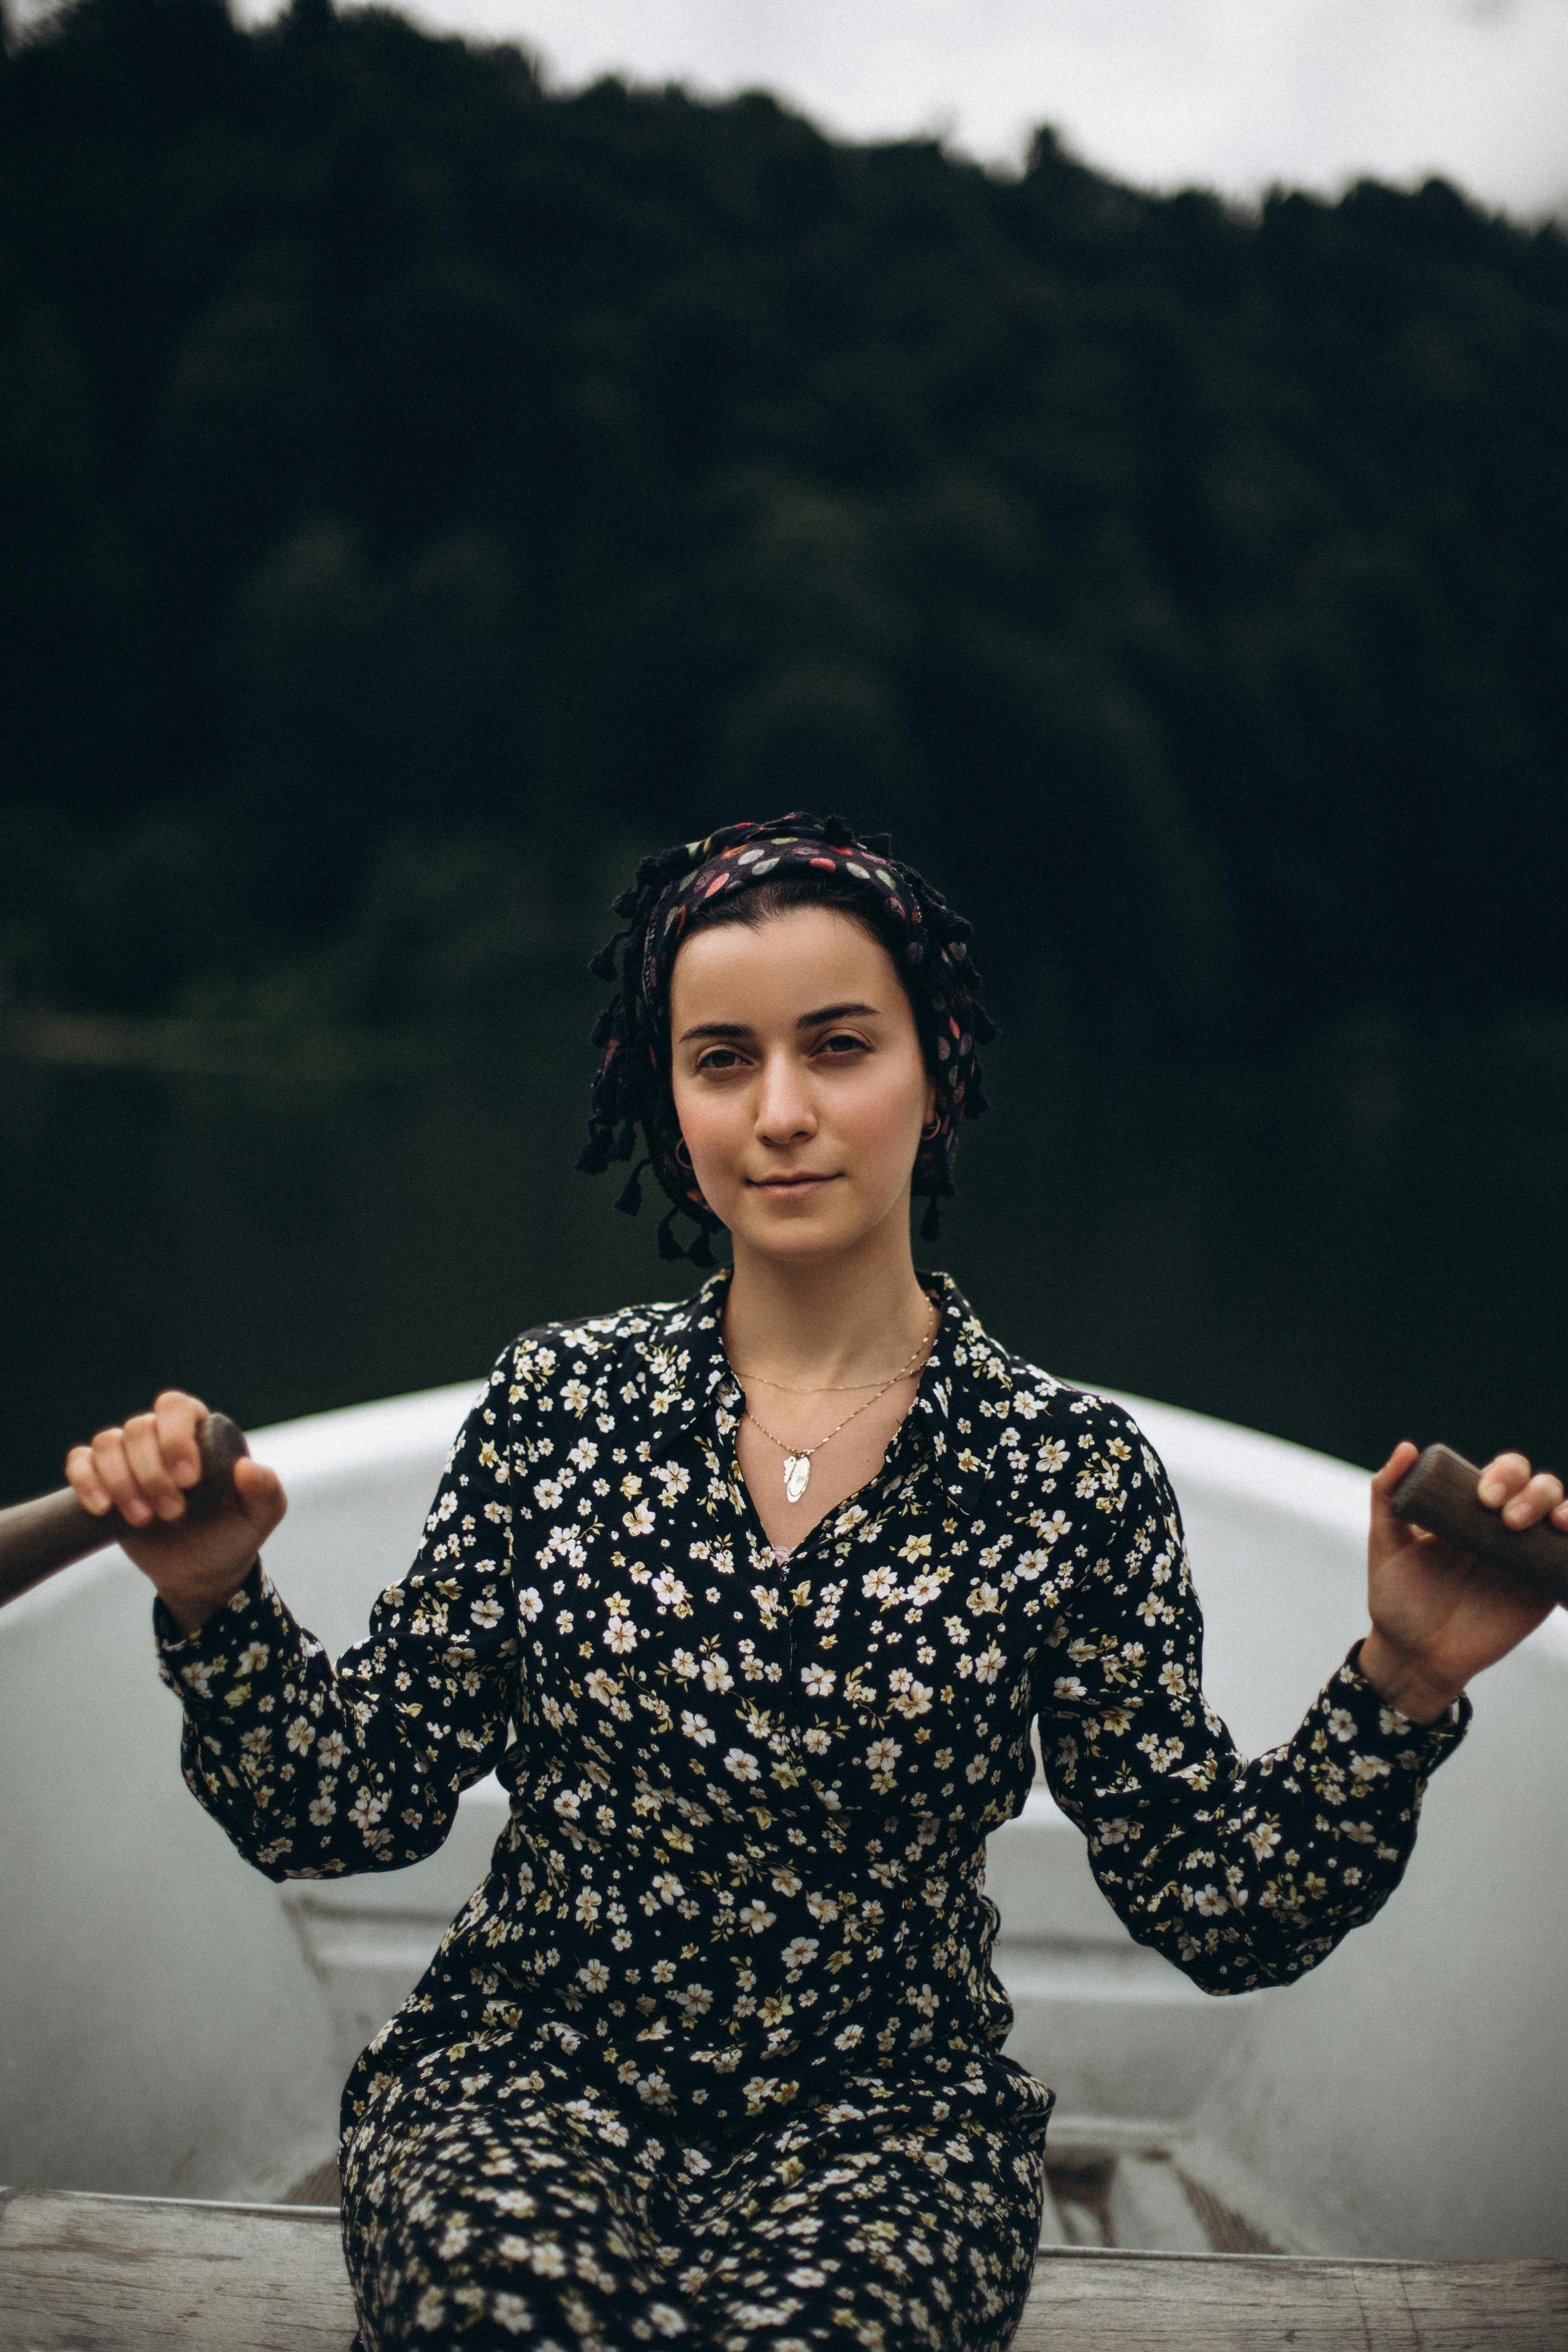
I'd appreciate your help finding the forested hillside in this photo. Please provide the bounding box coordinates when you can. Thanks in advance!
[3,0,1566,1050]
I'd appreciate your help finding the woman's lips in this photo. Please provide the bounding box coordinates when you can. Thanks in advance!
[750,1172,841,1190]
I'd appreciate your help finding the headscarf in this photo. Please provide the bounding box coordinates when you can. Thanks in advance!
[577,812,996,1262]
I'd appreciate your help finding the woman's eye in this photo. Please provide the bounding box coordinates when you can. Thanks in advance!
[697,1048,745,1073]
[818,1033,868,1058]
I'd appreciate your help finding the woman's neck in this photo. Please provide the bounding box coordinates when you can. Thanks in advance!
[722,1222,934,1387]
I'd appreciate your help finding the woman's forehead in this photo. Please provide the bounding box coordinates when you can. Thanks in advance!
[669,905,903,1026]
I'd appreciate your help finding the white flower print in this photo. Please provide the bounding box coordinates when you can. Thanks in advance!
[724,1747,760,1782]
[887,1669,932,1716]
[800,1664,836,1697]
[680,1712,715,1746]
[701,1655,733,1693]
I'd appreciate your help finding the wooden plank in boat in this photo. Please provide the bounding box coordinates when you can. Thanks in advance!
[0,2189,355,2350]
[1018,2245,1568,2350]
[3,2187,1566,2350]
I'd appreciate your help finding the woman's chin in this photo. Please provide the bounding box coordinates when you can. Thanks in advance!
[728,1192,903,1265]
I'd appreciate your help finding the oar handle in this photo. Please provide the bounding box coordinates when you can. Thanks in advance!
[1390,1443,1568,1608]
[0,1413,250,1610]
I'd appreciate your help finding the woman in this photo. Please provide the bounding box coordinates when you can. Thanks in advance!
[67,812,1567,2352]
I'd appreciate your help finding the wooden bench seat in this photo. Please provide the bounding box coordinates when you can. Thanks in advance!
[2,2187,1564,2351]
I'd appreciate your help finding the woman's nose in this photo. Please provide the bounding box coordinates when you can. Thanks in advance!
[754,1052,817,1145]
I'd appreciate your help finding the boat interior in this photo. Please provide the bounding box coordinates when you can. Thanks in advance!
[4,1376,1566,2345]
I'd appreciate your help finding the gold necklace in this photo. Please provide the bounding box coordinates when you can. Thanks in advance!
[736,1302,937,1504]
[729,1363,918,1396]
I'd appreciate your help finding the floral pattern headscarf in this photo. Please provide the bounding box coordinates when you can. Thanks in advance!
[577,813,996,1261]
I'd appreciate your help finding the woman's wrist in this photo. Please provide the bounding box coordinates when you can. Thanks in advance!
[156,1560,258,1640]
[1356,1628,1465,1725]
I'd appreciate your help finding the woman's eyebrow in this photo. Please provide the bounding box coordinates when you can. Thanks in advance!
[677,1002,882,1045]
[796,1000,880,1028]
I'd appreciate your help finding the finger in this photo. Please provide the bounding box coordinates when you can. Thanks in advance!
[89,1427,155,1527]
[1372,1441,1420,1497]
[1502,1471,1565,1530]
[65,1443,115,1517]
[1477,1453,1532,1509]
[1553,1498,1568,1531]
[122,1411,188,1522]
[232,1457,287,1531]
[154,1390,209,1490]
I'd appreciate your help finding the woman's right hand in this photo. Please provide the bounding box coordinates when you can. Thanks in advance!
[65,1389,287,1637]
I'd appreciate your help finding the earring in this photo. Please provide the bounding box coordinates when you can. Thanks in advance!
[920,1118,940,1140]
[675,1138,694,1170]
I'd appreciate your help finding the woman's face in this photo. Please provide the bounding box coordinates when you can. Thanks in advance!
[669,905,937,1267]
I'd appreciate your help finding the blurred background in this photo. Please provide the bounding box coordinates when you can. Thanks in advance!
[2,0,1565,1507]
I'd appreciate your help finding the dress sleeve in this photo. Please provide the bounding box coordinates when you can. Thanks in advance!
[154,1354,520,1882]
[1033,1409,1470,1993]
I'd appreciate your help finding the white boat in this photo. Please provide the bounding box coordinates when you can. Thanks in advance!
[3,1378,1566,2265]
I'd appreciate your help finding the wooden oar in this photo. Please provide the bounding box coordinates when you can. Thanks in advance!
[1389,1443,1568,1607]
[0,1413,250,1610]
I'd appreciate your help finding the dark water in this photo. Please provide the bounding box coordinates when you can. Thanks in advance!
[3,1008,1566,1508]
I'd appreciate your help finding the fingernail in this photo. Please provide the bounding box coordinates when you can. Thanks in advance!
[125,1499,151,1525]
[1505,1499,1530,1526]
[1479,1481,1505,1505]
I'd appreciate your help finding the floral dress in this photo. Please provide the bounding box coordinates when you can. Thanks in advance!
[156,1272,1467,2351]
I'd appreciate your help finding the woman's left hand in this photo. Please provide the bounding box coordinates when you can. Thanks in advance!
[1359,1445,1568,1722]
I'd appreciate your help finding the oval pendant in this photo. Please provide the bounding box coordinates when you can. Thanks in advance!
[783,1454,811,1504]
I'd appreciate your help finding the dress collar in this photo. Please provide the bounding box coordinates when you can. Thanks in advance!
[640,1266,1018,1512]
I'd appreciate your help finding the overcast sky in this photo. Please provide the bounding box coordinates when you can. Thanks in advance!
[235,0,1566,218]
